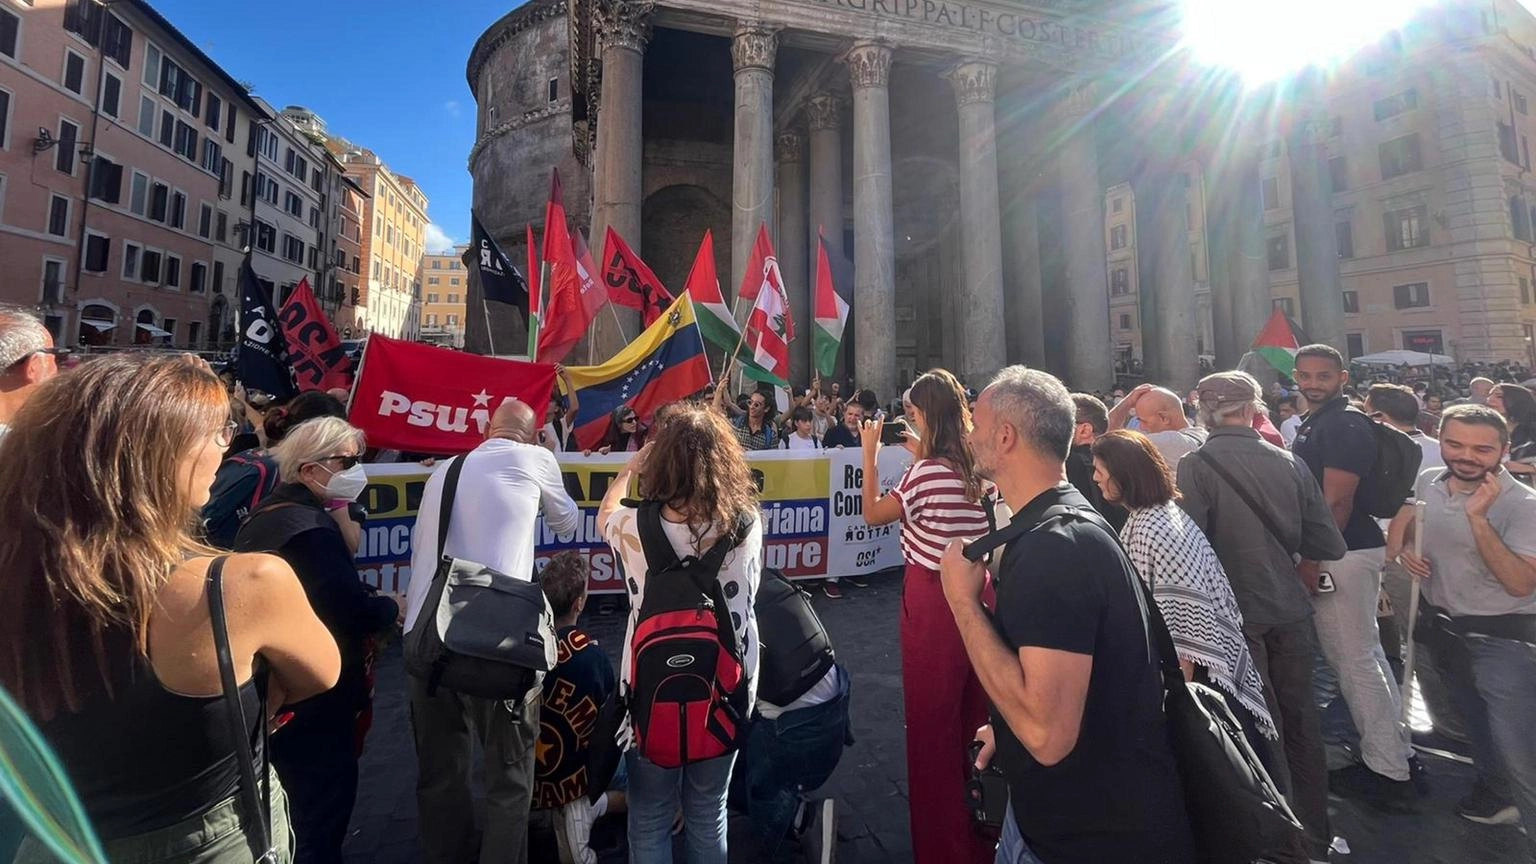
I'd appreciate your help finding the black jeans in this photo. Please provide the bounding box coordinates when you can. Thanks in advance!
[1245,618,1330,861]
[270,704,360,864]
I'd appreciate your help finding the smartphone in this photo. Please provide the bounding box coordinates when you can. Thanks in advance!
[880,421,907,446]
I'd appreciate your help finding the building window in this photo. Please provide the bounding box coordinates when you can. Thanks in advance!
[63,51,86,96]
[122,242,140,280]
[1118,313,1132,330]
[1267,234,1290,270]
[1336,220,1354,259]
[1515,197,1532,242]
[1393,281,1430,309]
[427,276,439,285]
[1522,277,1531,305]
[149,181,168,222]
[1342,290,1360,313]
[255,220,276,254]
[1262,176,1279,210]
[426,292,439,304]
[431,259,442,269]
[1110,267,1130,295]
[1402,329,1444,353]
[1379,133,1422,179]
[140,248,161,284]
[101,73,121,119]
[1112,197,1123,213]
[191,261,207,293]
[198,203,213,239]
[212,260,225,294]
[158,109,173,147]
[89,155,122,203]
[1372,88,1419,121]
[173,121,198,161]
[56,119,79,175]
[206,93,222,131]
[1109,224,1128,250]
[201,139,222,174]
[137,94,155,138]
[548,77,559,103]
[1346,333,1365,359]
[1519,91,1530,115]
[0,7,18,60]
[165,255,181,289]
[1273,297,1295,317]
[47,195,70,237]
[447,314,458,326]
[284,191,302,217]
[170,190,186,229]
[1385,205,1429,251]
[83,233,110,273]
[187,321,201,346]
[1328,156,1348,193]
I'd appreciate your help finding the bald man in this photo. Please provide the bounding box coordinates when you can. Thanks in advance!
[1107,382,1208,469]
[405,395,580,864]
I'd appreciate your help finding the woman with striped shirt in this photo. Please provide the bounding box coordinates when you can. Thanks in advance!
[860,369,993,864]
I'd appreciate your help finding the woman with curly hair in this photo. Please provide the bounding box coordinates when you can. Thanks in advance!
[597,401,763,864]
[858,368,992,864]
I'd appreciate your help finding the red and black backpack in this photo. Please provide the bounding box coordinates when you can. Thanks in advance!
[626,501,752,768]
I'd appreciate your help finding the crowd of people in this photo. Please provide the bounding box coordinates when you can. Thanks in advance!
[3,298,1536,864]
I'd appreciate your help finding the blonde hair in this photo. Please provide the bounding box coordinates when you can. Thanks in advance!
[0,354,228,720]
[268,416,365,483]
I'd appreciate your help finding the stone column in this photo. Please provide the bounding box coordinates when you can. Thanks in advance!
[1228,156,1274,357]
[1288,106,1344,352]
[844,41,897,400]
[1206,214,1238,368]
[1137,170,1200,391]
[1057,84,1113,392]
[807,93,846,377]
[731,24,779,305]
[776,129,810,387]
[588,0,652,361]
[945,60,1007,386]
[1003,193,1045,367]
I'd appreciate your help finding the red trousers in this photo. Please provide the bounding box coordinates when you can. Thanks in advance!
[901,562,994,864]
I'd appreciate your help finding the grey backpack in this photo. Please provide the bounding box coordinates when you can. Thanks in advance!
[403,455,557,701]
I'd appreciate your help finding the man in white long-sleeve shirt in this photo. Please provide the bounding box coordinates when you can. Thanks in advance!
[406,398,581,864]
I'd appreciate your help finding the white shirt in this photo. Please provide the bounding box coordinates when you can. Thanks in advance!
[1146,427,1207,470]
[781,431,821,450]
[604,507,763,710]
[540,418,573,453]
[757,664,841,720]
[1410,430,1445,472]
[1280,416,1302,447]
[405,438,581,632]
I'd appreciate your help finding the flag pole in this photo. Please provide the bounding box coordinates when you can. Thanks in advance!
[531,259,550,363]
[481,298,497,357]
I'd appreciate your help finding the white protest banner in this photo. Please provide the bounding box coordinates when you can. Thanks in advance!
[824,445,913,576]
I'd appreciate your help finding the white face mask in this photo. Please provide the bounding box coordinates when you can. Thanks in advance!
[319,462,368,502]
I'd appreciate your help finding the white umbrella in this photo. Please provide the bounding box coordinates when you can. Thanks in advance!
[1351,349,1454,367]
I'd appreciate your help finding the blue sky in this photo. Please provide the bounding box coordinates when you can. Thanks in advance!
[152,0,525,251]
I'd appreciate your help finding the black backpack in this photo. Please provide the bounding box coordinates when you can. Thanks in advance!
[201,450,279,549]
[627,502,751,768]
[754,568,836,707]
[1337,406,1423,519]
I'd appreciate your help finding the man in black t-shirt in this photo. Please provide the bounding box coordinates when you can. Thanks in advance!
[939,366,1193,864]
[1291,344,1415,804]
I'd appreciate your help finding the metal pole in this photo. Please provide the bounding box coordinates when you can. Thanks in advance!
[1401,500,1428,724]
[482,298,497,357]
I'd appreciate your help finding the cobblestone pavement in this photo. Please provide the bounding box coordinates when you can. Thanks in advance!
[343,575,1527,864]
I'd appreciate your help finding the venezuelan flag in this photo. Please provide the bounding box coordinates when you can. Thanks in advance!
[565,293,714,450]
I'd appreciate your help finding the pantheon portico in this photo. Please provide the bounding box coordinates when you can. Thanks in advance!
[466,0,1347,394]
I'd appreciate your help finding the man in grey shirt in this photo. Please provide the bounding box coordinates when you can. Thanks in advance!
[1177,372,1346,862]
[1390,405,1536,850]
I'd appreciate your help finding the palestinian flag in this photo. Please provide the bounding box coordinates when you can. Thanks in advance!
[683,230,739,352]
[526,224,542,359]
[1251,308,1304,376]
[812,230,848,378]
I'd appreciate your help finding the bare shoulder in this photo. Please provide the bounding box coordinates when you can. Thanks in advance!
[210,552,303,614]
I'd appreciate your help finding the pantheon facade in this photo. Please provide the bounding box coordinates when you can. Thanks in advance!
[465,0,1346,395]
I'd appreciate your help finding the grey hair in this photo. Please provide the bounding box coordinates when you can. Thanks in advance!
[1196,372,1266,428]
[268,416,366,483]
[0,306,51,369]
[983,365,1075,461]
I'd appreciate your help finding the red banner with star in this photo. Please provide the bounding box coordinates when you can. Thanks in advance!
[349,334,557,455]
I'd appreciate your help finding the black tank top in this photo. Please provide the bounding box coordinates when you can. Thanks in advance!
[41,655,262,839]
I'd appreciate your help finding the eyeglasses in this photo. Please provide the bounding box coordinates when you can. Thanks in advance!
[621,416,638,424]
[7,346,71,370]
[316,454,362,470]
[214,419,239,449]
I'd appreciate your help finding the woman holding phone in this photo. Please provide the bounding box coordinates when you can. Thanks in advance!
[858,368,992,864]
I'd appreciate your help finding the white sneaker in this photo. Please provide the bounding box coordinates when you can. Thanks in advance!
[802,798,835,864]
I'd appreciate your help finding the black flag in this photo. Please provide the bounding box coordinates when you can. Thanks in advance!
[234,256,298,401]
[469,212,529,320]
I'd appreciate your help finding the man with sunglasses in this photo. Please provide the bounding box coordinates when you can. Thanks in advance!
[0,307,65,439]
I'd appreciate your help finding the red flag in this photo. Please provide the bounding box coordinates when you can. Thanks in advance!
[277,277,354,392]
[736,224,778,304]
[601,226,675,327]
[573,228,605,323]
[536,173,601,364]
[349,334,557,454]
[741,225,794,385]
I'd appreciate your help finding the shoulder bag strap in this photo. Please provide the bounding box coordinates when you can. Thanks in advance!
[1189,450,1291,555]
[208,557,275,862]
[435,455,465,563]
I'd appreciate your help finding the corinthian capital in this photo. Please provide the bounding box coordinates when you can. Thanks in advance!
[595,0,653,53]
[776,130,805,163]
[806,93,843,131]
[843,41,893,90]
[732,24,780,74]
[945,60,997,107]
[1061,81,1100,118]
